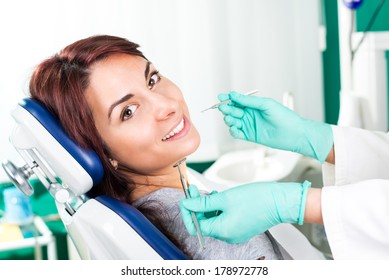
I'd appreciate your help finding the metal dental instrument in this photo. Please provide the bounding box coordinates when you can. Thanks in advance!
[201,89,259,113]
[173,158,206,250]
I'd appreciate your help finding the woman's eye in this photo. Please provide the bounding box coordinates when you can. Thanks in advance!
[121,104,138,121]
[148,71,161,89]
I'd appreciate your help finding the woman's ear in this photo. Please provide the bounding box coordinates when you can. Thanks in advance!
[109,158,118,170]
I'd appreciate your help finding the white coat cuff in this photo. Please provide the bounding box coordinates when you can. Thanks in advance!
[330,125,389,184]
[321,186,347,259]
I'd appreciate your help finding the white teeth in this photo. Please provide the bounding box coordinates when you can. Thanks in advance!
[162,118,184,141]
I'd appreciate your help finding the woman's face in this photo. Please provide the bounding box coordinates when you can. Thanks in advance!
[85,53,200,175]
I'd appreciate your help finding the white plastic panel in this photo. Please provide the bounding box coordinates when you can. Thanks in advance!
[10,105,93,195]
[59,199,163,260]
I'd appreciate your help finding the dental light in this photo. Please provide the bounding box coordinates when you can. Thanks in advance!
[342,0,364,10]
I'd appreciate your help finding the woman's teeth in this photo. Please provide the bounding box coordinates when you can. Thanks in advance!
[162,118,184,141]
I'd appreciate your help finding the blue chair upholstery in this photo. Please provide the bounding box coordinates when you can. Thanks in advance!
[96,195,187,260]
[19,98,104,185]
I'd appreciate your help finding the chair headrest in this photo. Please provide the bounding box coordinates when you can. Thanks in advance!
[12,98,104,195]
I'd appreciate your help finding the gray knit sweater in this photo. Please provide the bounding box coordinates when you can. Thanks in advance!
[133,187,283,260]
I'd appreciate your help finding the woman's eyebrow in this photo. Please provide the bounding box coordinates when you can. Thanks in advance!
[144,61,151,80]
[108,93,134,119]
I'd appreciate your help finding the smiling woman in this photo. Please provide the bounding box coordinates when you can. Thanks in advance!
[84,53,200,185]
[28,35,282,260]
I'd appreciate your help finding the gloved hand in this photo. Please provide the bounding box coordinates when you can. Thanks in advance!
[218,92,333,163]
[180,181,311,244]
[186,185,220,219]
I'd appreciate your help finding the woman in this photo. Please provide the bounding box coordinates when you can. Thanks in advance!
[29,35,282,259]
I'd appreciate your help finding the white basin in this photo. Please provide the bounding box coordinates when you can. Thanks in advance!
[215,157,285,183]
[204,147,304,190]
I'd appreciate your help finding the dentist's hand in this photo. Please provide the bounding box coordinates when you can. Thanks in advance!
[180,181,311,244]
[218,92,333,163]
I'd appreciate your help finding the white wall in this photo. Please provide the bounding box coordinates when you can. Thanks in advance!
[0,0,324,181]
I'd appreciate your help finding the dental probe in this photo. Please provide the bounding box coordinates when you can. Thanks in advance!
[201,89,259,113]
[173,158,206,250]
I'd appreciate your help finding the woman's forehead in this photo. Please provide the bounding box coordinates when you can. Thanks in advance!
[92,53,149,73]
[89,55,150,92]
[85,54,151,116]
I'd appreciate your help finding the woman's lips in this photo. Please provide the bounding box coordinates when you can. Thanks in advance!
[162,115,191,141]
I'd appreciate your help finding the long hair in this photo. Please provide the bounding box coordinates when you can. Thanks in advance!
[29,35,146,202]
[29,35,185,254]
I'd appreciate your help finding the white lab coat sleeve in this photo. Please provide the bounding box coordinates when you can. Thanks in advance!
[321,126,389,259]
[322,125,389,185]
[322,179,389,259]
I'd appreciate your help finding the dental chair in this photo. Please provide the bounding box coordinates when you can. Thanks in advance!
[2,98,188,260]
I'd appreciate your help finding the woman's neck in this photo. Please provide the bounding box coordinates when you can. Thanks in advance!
[118,163,189,203]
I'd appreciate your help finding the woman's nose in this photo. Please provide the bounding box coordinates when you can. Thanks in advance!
[151,94,179,121]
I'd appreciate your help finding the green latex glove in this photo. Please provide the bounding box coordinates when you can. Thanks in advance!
[218,92,333,163]
[186,185,220,219]
[180,181,311,244]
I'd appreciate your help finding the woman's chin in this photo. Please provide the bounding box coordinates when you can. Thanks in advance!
[173,141,200,165]
[185,133,201,155]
